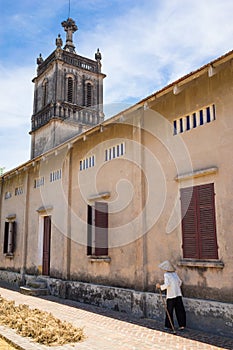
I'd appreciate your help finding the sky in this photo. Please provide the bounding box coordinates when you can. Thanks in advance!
[1,0,233,172]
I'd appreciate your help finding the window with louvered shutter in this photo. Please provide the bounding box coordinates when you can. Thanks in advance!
[181,187,199,258]
[12,221,16,253]
[3,221,16,254]
[87,205,92,255]
[198,184,218,259]
[95,202,108,256]
[67,77,73,103]
[3,222,9,254]
[181,183,218,259]
[43,81,48,107]
[86,83,92,107]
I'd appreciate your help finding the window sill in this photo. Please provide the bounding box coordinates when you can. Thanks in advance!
[4,253,14,259]
[178,259,224,269]
[88,256,111,263]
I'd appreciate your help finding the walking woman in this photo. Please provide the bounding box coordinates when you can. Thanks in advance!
[156,260,186,331]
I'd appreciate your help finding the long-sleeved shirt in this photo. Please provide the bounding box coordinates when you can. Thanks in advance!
[160,272,183,299]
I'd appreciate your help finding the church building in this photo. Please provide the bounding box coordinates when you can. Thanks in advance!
[0,17,233,337]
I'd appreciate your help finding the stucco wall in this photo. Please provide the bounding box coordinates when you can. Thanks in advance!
[1,55,233,305]
[141,62,233,301]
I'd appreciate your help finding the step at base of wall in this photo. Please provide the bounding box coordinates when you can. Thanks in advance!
[19,286,49,296]
[26,281,47,289]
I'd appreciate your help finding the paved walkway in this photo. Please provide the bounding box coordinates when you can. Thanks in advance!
[0,286,233,350]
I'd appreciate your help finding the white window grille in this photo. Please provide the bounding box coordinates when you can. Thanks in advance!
[4,192,12,199]
[80,155,95,171]
[50,169,62,182]
[15,187,23,196]
[105,142,125,161]
[34,177,45,188]
[173,104,216,135]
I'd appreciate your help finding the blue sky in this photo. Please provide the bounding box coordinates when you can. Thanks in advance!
[1,0,233,171]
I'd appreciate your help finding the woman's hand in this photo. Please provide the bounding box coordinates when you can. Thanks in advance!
[156,283,161,289]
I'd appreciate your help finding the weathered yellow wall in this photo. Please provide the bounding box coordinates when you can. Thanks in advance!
[1,58,233,302]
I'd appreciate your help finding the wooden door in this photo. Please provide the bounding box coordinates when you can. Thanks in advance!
[42,216,51,275]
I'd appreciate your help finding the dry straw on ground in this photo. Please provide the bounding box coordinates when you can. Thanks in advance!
[0,296,85,346]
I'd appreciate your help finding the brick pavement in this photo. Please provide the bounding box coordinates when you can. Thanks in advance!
[0,286,232,350]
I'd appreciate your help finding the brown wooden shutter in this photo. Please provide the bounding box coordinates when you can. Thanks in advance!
[181,183,218,259]
[42,216,51,275]
[12,221,16,253]
[87,205,92,255]
[181,187,199,258]
[3,222,9,254]
[197,183,218,259]
[95,202,108,256]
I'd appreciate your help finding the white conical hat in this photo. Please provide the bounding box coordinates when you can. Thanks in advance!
[159,260,175,272]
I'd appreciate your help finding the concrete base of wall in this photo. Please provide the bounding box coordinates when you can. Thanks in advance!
[0,270,232,338]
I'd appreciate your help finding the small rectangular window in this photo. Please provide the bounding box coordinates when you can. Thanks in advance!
[117,145,120,157]
[193,113,197,128]
[50,169,62,182]
[179,119,183,133]
[173,104,216,135]
[15,187,23,196]
[5,192,12,199]
[80,156,95,171]
[121,143,124,156]
[199,110,204,125]
[186,116,190,131]
[206,106,211,123]
[105,143,125,161]
[212,104,216,120]
[173,120,177,135]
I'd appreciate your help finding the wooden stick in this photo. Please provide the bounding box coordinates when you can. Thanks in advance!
[158,288,176,334]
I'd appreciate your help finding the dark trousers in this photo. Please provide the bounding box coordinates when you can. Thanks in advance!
[165,296,186,328]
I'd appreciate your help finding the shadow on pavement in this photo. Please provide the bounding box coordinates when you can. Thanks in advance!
[0,282,232,350]
[40,293,233,350]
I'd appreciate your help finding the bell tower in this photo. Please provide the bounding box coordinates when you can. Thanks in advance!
[30,17,106,159]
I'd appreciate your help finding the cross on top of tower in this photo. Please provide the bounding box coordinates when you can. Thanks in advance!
[61,18,78,53]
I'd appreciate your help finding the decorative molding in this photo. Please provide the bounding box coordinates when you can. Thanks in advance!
[175,166,218,182]
[6,214,16,221]
[88,192,110,201]
[37,205,53,214]
[88,256,111,263]
[5,253,14,259]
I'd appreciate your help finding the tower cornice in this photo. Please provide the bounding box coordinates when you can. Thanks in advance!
[35,49,105,79]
